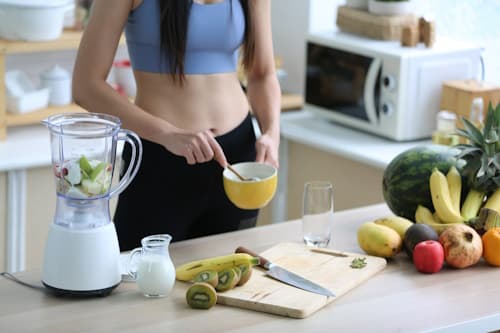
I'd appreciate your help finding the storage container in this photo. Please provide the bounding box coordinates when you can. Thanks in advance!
[0,0,74,41]
[5,70,50,114]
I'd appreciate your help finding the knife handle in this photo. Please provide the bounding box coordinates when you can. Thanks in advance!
[235,246,270,269]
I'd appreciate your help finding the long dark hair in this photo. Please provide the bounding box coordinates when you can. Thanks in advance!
[159,0,254,83]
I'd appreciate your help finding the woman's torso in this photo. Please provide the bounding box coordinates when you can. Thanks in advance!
[126,0,250,136]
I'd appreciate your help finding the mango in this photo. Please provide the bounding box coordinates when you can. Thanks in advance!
[357,222,402,258]
[374,216,413,239]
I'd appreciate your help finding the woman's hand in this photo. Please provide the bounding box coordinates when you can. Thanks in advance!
[162,128,227,168]
[255,132,279,168]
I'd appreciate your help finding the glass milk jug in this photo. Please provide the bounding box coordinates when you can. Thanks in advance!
[128,234,176,297]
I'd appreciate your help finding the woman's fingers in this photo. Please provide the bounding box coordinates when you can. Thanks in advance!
[180,131,226,166]
[206,133,227,168]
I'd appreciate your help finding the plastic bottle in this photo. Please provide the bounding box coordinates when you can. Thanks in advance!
[469,97,484,129]
[432,110,459,146]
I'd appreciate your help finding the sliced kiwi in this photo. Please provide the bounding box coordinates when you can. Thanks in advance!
[236,264,253,286]
[192,270,218,288]
[186,282,217,309]
[215,267,240,292]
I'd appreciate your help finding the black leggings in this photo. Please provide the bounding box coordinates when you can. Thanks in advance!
[114,113,259,251]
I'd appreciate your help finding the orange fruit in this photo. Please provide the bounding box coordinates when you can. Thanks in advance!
[482,227,500,266]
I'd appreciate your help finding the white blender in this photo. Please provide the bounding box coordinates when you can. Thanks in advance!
[41,112,142,296]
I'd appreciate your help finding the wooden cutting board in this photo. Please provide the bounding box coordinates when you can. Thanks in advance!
[216,242,386,318]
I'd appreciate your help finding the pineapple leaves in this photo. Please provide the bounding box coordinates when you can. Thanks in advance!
[455,102,500,193]
[455,146,481,159]
[477,154,489,178]
[484,104,495,134]
[493,153,500,170]
[494,101,500,127]
[460,118,484,147]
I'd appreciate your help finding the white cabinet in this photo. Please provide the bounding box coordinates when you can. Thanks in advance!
[286,141,384,220]
[0,172,6,271]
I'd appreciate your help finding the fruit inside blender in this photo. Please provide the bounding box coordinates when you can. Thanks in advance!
[54,155,112,198]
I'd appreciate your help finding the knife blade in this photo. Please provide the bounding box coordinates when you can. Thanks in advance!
[235,246,335,297]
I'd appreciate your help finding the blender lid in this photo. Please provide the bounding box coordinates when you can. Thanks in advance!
[42,112,122,137]
[0,0,72,8]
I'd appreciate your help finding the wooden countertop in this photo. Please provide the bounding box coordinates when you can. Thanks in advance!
[1,203,500,332]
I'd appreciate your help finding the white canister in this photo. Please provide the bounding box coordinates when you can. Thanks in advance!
[345,0,368,10]
[40,65,72,106]
[113,60,137,98]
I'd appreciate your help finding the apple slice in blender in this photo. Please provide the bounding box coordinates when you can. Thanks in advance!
[64,160,82,185]
[81,178,103,195]
[66,185,89,199]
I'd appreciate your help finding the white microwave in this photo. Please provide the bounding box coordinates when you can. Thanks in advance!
[305,30,483,141]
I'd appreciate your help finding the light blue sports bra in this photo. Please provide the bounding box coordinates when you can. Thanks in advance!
[125,0,245,74]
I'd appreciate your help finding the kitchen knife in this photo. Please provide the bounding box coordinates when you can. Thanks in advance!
[235,246,335,297]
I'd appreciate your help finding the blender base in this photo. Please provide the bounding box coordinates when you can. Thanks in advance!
[42,223,122,296]
[42,281,120,297]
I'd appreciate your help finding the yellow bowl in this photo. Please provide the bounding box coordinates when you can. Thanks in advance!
[223,162,278,210]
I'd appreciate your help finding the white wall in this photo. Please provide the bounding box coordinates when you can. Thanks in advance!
[271,0,343,95]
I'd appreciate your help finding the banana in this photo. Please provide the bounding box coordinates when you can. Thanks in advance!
[433,211,442,223]
[416,220,456,235]
[430,168,463,224]
[415,204,455,235]
[374,216,413,239]
[461,189,486,221]
[415,205,438,225]
[176,253,259,282]
[446,166,462,213]
[484,187,500,214]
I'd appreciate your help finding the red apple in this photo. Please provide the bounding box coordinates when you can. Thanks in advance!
[439,224,483,269]
[413,240,444,273]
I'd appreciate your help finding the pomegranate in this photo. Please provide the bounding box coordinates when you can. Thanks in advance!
[439,224,482,269]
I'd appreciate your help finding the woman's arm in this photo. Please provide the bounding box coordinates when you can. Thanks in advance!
[245,0,281,168]
[73,0,167,142]
[72,0,226,167]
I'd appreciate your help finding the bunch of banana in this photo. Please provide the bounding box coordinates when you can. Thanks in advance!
[429,167,464,224]
[484,187,500,213]
[420,166,500,234]
[414,204,458,235]
[175,253,259,282]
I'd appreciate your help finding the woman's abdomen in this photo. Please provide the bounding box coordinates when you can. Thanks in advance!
[133,71,250,136]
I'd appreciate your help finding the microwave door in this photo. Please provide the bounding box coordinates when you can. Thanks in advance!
[363,57,382,125]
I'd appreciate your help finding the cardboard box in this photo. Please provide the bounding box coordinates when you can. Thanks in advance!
[336,5,418,41]
[440,80,500,127]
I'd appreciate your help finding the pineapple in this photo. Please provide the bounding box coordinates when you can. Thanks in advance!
[454,102,500,221]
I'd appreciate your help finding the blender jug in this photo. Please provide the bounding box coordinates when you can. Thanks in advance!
[41,112,142,296]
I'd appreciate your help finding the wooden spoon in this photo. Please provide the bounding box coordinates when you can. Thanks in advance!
[227,164,259,182]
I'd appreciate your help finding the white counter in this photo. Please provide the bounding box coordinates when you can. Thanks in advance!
[280,110,432,170]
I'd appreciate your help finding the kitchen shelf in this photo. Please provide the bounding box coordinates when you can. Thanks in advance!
[6,104,84,127]
[0,30,126,55]
[0,30,126,141]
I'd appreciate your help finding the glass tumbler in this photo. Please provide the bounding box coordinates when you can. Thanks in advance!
[302,181,334,248]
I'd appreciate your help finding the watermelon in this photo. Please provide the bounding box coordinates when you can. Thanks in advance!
[382,144,461,221]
